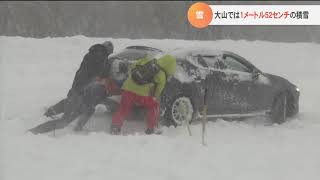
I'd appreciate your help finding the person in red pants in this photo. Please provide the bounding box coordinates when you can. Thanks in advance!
[110,54,176,135]
[112,91,160,133]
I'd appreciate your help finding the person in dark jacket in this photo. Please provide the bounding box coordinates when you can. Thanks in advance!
[28,60,127,135]
[44,41,114,118]
[29,80,114,134]
[29,43,131,134]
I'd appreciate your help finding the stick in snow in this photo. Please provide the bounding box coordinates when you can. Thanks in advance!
[186,116,192,136]
[201,105,207,146]
[201,88,208,146]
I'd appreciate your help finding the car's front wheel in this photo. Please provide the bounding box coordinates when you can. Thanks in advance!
[270,92,287,124]
[163,95,194,127]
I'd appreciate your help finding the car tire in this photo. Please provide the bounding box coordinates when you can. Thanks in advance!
[270,92,287,124]
[162,95,195,127]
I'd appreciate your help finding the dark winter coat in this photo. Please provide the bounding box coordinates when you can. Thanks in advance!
[70,44,111,95]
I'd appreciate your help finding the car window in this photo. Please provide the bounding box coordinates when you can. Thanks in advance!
[222,55,251,73]
[193,55,225,69]
[197,55,209,67]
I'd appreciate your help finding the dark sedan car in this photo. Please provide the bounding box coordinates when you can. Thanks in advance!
[106,46,300,126]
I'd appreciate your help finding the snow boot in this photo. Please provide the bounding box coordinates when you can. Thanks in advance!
[44,107,58,118]
[145,128,162,135]
[44,99,67,118]
[145,128,154,135]
[110,125,121,135]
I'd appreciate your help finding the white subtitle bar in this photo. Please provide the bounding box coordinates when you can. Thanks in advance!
[209,5,320,25]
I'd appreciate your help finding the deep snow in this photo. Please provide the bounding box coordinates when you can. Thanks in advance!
[1,36,320,180]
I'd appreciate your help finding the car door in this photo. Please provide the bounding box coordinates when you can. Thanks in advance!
[218,54,255,114]
[191,54,239,115]
[247,72,274,112]
[220,53,274,113]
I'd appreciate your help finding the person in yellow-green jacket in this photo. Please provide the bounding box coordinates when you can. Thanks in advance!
[111,54,176,135]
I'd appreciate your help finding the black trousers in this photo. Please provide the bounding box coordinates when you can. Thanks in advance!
[30,81,108,134]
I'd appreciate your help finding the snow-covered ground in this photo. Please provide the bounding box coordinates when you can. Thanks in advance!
[1,36,320,180]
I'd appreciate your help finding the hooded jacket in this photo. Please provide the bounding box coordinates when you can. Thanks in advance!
[121,54,176,98]
[71,44,111,94]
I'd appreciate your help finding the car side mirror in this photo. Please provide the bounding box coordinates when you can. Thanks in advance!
[252,69,261,81]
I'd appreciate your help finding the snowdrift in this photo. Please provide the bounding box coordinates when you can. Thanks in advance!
[1,36,320,180]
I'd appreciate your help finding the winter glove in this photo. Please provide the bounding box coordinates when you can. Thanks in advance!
[152,96,160,103]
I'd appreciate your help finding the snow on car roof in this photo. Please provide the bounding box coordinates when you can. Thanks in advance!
[109,45,164,61]
[170,47,224,59]
[125,46,163,53]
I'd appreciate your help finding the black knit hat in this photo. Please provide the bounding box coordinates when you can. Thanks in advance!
[102,41,114,54]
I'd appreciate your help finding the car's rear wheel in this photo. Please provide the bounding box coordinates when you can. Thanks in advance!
[270,92,287,124]
[163,95,194,127]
